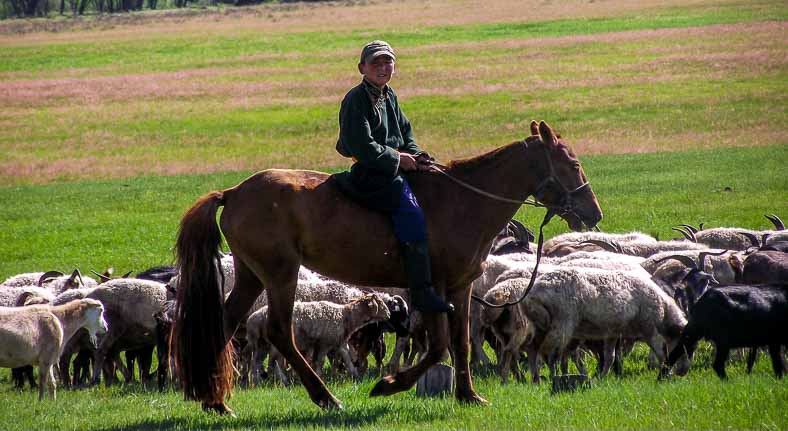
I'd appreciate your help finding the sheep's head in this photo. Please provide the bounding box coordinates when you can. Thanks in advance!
[81,298,108,347]
[382,295,409,337]
[356,294,390,324]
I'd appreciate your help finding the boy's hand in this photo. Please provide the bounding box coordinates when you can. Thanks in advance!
[399,153,418,171]
[416,153,434,171]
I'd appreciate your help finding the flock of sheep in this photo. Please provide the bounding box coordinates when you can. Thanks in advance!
[0,214,786,402]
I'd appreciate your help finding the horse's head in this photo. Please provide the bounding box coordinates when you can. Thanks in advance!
[527,121,603,231]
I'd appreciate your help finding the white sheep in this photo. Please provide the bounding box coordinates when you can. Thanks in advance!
[84,278,167,385]
[0,299,107,400]
[544,231,657,256]
[246,294,390,384]
[523,267,689,379]
[0,285,55,308]
[1,270,98,296]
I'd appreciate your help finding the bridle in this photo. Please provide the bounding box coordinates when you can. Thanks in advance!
[530,140,591,219]
[425,137,595,309]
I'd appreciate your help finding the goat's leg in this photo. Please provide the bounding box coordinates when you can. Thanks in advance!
[25,366,37,389]
[747,348,758,374]
[525,329,545,384]
[469,304,491,367]
[612,338,624,377]
[91,326,122,387]
[598,339,617,378]
[712,345,731,379]
[338,346,360,380]
[386,336,408,374]
[768,344,784,378]
[37,365,47,401]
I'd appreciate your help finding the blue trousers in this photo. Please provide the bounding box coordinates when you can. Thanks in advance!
[391,179,427,243]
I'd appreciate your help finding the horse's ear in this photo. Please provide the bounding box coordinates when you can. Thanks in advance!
[529,120,539,136]
[538,121,557,145]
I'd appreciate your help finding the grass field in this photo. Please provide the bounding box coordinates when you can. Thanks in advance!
[0,0,787,429]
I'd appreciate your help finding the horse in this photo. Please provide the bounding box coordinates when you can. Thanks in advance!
[171,120,603,413]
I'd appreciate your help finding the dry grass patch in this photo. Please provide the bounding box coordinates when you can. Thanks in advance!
[0,0,732,42]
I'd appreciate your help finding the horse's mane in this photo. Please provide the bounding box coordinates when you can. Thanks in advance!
[445,140,526,175]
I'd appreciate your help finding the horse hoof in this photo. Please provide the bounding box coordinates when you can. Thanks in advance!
[202,402,236,417]
[370,375,399,397]
[317,396,343,411]
[458,392,489,406]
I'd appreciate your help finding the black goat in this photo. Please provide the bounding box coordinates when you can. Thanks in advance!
[733,250,788,285]
[661,283,788,379]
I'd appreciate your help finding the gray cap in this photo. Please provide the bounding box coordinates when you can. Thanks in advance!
[360,40,396,64]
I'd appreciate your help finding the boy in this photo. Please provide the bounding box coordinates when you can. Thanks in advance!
[334,40,453,313]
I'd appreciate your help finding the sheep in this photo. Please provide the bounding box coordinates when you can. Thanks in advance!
[543,231,657,257]
[523,267,689,380]
[0,285,55,308]
[674,216,788,251]
[466,254,539,368]
[660,283,788,380]
[84,278,167,386]
[644,250,738,303]
[246,294,390,384]
[1,269,97,296]
[481,277,534,383]
[731,250,788,285]
[0,299,107,400]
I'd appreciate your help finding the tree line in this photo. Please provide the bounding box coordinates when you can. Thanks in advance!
[1,0,321,19]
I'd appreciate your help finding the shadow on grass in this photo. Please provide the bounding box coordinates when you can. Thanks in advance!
[97,405,393,431]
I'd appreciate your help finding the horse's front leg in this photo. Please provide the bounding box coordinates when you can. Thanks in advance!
[447,286,487,405]
[370,307,449,397]
[260,265,341,410]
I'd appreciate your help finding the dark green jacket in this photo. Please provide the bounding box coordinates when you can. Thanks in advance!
[334,80,423,212]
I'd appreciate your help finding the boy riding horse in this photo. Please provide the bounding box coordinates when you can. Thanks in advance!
[334,40,453,313]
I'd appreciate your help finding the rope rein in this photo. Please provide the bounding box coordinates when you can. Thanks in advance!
[471,210,554,308]
[427,162,545,208]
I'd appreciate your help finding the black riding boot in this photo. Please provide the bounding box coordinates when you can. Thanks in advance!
[401,241,454,313]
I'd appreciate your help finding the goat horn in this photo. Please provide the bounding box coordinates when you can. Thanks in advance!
[654,254,698,270]
[679,224,698,235]
[121,271,133,278]
[672,226,696,243]
[737,231,760,248]
[510,219,535,243]
[579,239,621,253]
[71,268,84,287]
[698,250,728,272]
[91,270,112,283]
[37,270,64,286]
[765,214,785,231]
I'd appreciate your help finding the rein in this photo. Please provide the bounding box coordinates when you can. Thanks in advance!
[472,209,555,309]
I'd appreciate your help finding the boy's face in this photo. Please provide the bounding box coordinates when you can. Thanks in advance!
[359,55,395,89]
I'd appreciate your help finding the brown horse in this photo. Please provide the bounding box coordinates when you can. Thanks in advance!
[171,120,602,413]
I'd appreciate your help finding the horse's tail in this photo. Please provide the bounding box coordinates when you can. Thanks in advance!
[170,190,234,407]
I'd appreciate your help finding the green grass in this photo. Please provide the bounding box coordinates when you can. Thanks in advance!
[0,351,786,430]
[0,144,785,280]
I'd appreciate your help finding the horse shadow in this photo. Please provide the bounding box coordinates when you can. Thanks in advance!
[97,404,395,431]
